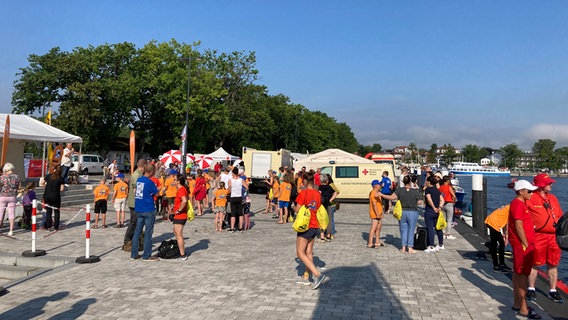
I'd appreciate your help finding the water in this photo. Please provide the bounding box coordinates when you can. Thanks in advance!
[457,175,568,284]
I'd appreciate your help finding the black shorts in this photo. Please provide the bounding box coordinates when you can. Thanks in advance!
[173,219,187,225]
[94,200,107,214]
[297,228,319,239]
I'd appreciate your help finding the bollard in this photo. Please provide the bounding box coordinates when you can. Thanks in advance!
[76,204,100,264]
[471,174,487,235]
[22,199,47,257]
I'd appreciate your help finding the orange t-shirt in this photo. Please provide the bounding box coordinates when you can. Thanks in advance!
[93,185,110,202]
[173,187,189,220]
[439,184,455,203]
[214,189,230,207]
[113,181,129,200]
[295,188,321,229]
[485,205,510,231]
[272,180,280,198]
[164,176,178,198]
[279,181,292,202]
[188,180,196,196]
[369,190,383,219]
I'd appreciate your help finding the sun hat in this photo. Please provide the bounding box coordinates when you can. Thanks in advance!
[371,179,380,186]
[533,173,555,188]
[514,179,538,191]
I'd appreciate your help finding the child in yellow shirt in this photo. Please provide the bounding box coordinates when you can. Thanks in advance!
[112,173,128,228]
[213,181,230,231]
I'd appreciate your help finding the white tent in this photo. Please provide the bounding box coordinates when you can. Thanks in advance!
[0,114,82,178]
[293,148,373,171]
[207,147,239,161]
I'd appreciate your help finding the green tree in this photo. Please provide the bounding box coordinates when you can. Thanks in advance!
[442,144,457,165]
[461,144,481,162]
[427,143,438,164]
[532,139,556,170]
[501,143,523,169]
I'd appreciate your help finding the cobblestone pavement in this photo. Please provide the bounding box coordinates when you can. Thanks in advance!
[0,193,555,320]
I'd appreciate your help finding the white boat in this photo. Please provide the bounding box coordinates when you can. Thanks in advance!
[448,162,510,177]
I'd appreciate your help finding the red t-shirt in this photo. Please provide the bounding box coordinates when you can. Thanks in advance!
[508,198,536,246]
[526,192,563,234]
[295,188,321,229]
[439,184,454,203]
[173,187,189,220]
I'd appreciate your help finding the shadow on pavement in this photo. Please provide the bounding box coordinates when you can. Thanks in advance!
[187,239,210,256]
[46,297,96,320]
[312,264,410,319]
[0,291,69,319]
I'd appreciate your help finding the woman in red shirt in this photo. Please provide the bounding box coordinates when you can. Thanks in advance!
[193,169,207,216]
[172,174,189,261]
[294,170,327,290]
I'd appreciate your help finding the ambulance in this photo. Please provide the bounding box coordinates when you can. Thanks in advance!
[320,162,394,201]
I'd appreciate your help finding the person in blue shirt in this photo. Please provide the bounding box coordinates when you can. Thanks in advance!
[131,164,160,261]
[380,171,392,214]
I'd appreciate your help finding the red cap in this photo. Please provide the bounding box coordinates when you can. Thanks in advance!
[533,173,556,188]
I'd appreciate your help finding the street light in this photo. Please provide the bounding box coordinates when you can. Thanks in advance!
[181,55,201,177]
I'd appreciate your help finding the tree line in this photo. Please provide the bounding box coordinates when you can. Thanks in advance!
[11,40,360,157]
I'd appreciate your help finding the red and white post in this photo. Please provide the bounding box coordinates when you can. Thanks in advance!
[22,199,46,257]
[76,204,100,263]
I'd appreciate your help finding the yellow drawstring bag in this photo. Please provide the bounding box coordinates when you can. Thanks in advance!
[316,205,329,230]
[293,205,311,232]
[436,212,447,230]
[393,200,402,220]
[187,201,195,222]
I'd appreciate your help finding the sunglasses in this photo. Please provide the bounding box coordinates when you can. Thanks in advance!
[526,190,533,194]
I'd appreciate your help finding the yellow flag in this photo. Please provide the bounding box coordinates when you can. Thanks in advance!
[45,110,51,125]
[47,143,54,160]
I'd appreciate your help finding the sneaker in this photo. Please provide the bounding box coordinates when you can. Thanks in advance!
[445,234,456,240]
[64,184,69,187]
[548,290,564,303]
[312,274,328,290]
[499,265,512,273]
[230,229,235,233]
[130,255,141,261]
[178,255,188,261]
[435,245,445,251]
[527,289,537,301]
[7,231,13,236]
[142,256,159,262]
[424,246,436,253]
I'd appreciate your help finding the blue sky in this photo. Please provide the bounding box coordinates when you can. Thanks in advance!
[1,1,568,151]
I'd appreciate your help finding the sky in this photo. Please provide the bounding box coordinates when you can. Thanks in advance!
[1,1,568,152]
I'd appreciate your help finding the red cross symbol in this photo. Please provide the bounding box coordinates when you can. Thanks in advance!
[362,169,369,175]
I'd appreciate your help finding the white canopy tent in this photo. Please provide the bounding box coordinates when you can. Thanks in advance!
[207,147,239,161]
[0,114,82,178]
[293,148,373,171]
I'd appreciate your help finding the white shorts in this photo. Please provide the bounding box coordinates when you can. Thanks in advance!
[114,198,127,212]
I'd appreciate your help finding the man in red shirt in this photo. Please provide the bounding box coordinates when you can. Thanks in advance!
[314,168,321,189]
[526,173,564,303]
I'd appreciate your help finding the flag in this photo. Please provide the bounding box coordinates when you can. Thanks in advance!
[45,109,52,125]
[129,130,135,175]
[47,143,54,160]
[1,115,10,165]
[180,125,187,142]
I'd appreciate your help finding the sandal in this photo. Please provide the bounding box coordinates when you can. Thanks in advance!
[518,307,541,319]
[367,244,375,248]
[92,225,98,229]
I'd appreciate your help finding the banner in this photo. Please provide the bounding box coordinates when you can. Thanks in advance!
[45,109,52,125]
[1,115,10,165]
[129,130,135,175]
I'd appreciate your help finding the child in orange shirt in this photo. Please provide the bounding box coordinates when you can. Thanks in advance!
[112,173,129,228]
[93,178,110,229]
[278,173,293,224]
[214,181,230,231]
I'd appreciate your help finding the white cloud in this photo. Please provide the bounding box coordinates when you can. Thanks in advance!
[525,124,568,147]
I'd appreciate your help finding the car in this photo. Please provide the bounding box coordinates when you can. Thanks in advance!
[70,154,105,175]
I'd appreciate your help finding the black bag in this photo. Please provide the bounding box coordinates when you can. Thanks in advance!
[413,227,428,250]
[157,239,181,259]
[556,214,568,251]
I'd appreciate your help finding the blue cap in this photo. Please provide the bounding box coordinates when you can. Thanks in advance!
[116,173,124,179]
[169,169,177,175]
[371,179,380,186]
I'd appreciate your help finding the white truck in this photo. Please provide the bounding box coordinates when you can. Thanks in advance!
[241,147,292,192]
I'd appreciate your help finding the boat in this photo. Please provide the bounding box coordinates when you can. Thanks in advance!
[448,162,511,177]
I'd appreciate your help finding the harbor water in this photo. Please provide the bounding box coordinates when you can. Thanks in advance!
[457,175,568,284]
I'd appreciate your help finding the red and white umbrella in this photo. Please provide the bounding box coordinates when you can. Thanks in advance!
[186,153,196,164]
[195,155,214,169]
[160,150,182,167]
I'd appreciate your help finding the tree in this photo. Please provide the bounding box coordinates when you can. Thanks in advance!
[532,139,556,170]
[461,144,481,163]
[501,143,523,169]
[427,143,438,164]
[408,142,417,163]
[442,144,457,166]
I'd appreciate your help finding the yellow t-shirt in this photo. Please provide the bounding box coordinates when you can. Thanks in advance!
[279,181,292,202]
[214,189,230,207]
[165,176,178,198]
[485,205,510,231]
[113,180,128,200]
[93,185,110,202]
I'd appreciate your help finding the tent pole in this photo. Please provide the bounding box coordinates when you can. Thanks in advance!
[41,141,46,178]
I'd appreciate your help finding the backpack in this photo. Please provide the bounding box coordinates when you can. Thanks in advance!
[413,227,427,250]
[556,214,568,251]
[157,239,181,259]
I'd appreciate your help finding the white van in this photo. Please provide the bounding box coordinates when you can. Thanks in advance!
[70,154,105,175]
[320,163,394,201]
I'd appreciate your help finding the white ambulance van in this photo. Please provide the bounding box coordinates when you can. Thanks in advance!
[319,162,394,201]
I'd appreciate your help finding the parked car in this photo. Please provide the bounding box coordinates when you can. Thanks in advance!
[70,154,105,175]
